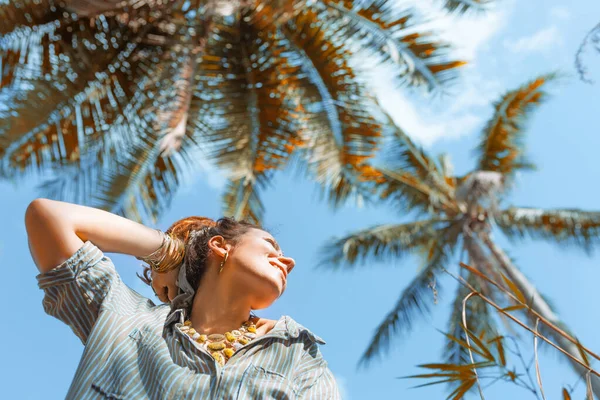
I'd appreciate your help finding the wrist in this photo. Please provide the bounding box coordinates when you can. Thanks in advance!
[137,230,185,273]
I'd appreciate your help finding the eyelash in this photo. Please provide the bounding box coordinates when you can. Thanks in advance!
[266,239,279,252]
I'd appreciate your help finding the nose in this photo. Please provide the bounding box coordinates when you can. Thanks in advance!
[279,255,296,274]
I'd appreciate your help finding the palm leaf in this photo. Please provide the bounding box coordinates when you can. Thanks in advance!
[38,43,200,222]
[320,219,449,268]
[358,242,443,366]
[0,14,152,177]
[575,22,600,84]
[316,0,466,90]
[191,18,306,223]
[442,0,494,14]
[357,223,462,366]
[496,207,600,254]
[476,73,556,179]
[370,166,455,215]
[222,174,267,225]
[62,0,146,17]
[376,107,458,211]
[0,0,60,35]
[277,7,382,207]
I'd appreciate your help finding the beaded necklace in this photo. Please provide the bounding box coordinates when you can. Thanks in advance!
[178,318,259,366]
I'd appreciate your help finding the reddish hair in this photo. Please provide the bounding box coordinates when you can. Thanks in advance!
[138,216,260,290]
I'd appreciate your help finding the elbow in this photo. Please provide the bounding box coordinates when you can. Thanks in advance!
[25,198,56,234]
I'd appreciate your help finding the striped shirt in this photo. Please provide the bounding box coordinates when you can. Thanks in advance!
[36,241,340,399]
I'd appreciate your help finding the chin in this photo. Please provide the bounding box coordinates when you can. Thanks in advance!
[252,282,283,309]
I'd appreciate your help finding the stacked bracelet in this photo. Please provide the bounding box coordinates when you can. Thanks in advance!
[137,230,185,273]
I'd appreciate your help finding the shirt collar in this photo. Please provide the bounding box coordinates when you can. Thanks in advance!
[163,311,325,344]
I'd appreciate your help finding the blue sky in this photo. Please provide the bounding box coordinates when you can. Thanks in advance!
[2,0,600,398]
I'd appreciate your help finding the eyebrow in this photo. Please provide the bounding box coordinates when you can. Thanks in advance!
[265,237,281,251]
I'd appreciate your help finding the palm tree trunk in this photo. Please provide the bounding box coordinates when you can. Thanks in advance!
[480,232,600,398]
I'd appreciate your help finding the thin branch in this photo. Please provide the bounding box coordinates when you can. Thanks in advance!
[534,319,546,400]
[462,292,487,399]
[459,262,600,364]
[444,265,600,378]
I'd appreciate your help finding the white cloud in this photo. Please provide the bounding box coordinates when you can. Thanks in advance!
[549,5,571,20]
[374,82,484,146]
[504,26,564,53]
[369,0,513,146]
[407,0,513,61]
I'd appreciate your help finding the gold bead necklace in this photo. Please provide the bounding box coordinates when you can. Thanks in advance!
[178,319,258,366]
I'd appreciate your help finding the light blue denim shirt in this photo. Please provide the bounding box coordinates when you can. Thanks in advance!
[36,241,340,399]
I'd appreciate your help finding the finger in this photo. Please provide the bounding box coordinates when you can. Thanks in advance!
[157,287,169,303]
[153,283,169,303]
[167,284,178,302]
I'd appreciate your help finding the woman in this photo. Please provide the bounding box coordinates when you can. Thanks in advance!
[26,198,340,399]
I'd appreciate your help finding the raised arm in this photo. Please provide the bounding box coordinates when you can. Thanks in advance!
[25,198,162,273]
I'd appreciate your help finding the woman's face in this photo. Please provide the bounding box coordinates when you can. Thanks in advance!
[225,228,295,309]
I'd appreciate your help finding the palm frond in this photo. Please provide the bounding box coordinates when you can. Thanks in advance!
[0,14,150,176]
[256,7,381,207]
[63,0,148,16]
[222,174,267,225]
[575,22,600,84]
[188,19,306,223]
[476,73,556,179]
[369,166,455,215]
[37,43,200,222]
[0,0,60,35]
[358,222,463,366]
[320,219,448,269]
[316,0,466,90]
[375,107,458,211]
[442,0,494,14]
[496,207,600,254]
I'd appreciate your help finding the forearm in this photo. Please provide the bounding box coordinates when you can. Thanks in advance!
[25,198,162,272]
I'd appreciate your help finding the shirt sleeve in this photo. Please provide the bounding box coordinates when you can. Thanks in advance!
[35,240,128,345]
[294,342,342,399]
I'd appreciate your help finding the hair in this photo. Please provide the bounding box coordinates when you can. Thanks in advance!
[138,216,260,290]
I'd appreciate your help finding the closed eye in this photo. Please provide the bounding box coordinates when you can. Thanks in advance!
[265,238,281,254]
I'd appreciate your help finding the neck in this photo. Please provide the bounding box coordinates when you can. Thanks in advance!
[188,268,253,335]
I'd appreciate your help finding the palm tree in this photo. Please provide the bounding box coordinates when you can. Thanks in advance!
[320,74,600,396]
[0,0,485,223]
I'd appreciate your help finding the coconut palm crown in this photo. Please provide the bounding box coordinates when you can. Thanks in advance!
[320,74,600,395]
[0,0,486,223]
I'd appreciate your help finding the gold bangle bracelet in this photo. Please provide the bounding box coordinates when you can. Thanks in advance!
[137,230,185,273]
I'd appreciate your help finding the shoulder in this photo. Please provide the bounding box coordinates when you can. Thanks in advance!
[283,315,326,345]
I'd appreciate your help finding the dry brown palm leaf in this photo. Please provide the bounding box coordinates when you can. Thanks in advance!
[496,207,600,254]
[476,74,556,179]
[445,272,499,368]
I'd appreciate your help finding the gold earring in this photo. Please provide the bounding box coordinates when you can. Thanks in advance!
[219,252,229,274]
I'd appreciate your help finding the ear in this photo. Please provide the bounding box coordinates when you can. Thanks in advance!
[206,235,231,258]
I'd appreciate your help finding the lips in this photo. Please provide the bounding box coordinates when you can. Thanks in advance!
[270,260,288,280]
